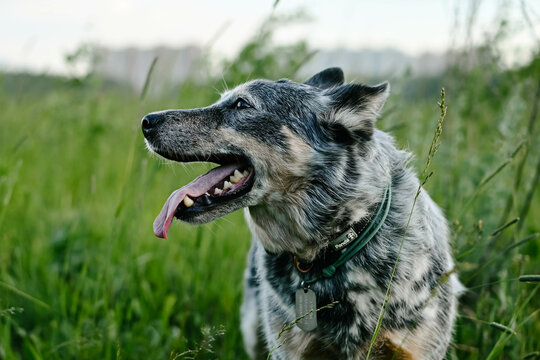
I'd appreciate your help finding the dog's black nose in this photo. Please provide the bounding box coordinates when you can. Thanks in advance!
[141,113,164,134]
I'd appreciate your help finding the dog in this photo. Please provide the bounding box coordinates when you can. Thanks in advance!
[142,67,461,359]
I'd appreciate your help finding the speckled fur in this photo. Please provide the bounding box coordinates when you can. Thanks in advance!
[143,68,461,359]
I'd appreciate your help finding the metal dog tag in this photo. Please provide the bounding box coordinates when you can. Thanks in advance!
[295,288,317,331]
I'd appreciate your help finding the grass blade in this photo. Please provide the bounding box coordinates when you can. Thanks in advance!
[519,275,540,283]
[366,88,447,359]
[489,322,516,335]
[140,56,158,101]
[460,141,525,215]
[0,281,50,310]
[491,217,520,236]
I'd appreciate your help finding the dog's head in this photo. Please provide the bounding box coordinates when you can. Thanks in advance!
[143,67,389,245]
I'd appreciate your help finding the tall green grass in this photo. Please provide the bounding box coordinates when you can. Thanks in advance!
[1,13,539,360]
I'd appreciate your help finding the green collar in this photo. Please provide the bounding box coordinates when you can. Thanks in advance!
[299,183,392,285]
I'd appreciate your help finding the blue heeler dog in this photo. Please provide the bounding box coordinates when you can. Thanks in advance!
[142,68,461,359]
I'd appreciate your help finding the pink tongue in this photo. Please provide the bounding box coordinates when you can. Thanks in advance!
[153,163,240,238]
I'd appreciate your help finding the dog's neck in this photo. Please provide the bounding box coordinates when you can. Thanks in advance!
[245,131,406,262]
[245,183,389,262]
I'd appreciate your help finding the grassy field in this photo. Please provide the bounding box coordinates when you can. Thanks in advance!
[1,21,540,359]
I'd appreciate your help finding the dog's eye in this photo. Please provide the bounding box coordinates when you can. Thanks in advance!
[233,98,251,110]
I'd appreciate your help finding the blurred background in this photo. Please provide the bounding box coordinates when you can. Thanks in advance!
[0,0,539,359]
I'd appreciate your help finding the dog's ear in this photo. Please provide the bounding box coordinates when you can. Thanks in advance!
[305,67,344,89]
[326,82,390,139]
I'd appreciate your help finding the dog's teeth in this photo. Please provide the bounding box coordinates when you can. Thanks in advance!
[183,195,194,207]
[223,181,232,190]
[230,170,245,184]
[205,192,210,196]
[242,170,249,177]
[214,188,223,195]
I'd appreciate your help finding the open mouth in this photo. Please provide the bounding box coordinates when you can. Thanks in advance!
[153,154,255,239]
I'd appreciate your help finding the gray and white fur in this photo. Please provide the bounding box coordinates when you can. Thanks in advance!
[142,68,461,359]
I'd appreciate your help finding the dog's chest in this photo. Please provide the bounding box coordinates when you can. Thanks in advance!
[258,249,383,355]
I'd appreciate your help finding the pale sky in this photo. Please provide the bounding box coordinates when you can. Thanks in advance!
[1,0,539,74]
